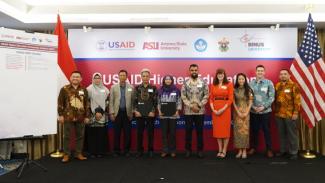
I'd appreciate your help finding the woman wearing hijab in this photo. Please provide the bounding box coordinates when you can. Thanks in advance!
[158,75,182,158]
[86,72,110,158]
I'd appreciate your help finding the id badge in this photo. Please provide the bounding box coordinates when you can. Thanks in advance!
[284,89,290,93]
[79,90,84,95]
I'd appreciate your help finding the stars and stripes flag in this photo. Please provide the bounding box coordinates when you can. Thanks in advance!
[290,13,325,128]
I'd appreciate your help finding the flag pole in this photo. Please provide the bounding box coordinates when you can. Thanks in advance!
[297,8,318,159]
[50,122,64,158]
[301,124,316,159]
[51,12,64,158]
[51,13,77,158]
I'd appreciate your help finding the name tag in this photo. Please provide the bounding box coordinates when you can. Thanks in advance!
[148,89,153,93]
[171,92,176,96]
[261,87,268,93]
[221,86,227,89]
[138,102,144,105]
[127,88,132,92]
[197,84,202,88]
[100,89,106,93]
[284,89,290,93]
[78,90,84,95]
[255,94,262,101]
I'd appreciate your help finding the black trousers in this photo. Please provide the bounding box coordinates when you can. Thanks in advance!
[250,112,272,151]
[86,126,108,155]
[136,117,155,152]
[160,118,177,153]
[184,115,204,152]
[113,111,131,153]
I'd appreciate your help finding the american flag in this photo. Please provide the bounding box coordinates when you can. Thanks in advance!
[290,13,325,128]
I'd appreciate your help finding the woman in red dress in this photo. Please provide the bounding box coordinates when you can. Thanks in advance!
[209,69,233,158]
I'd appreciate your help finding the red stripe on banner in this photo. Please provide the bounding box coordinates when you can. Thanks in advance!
[76,59,292,87]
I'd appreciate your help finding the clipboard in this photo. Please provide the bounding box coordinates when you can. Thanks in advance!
[137,102,153,117]
[161,102,177,116]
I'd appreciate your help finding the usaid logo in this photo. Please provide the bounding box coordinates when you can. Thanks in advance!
[107,41,135,49]
[143,42,159,50]
[194,39,207,52]
[31,37,37,42]
[96,40,135,50]
[96,40,106,50]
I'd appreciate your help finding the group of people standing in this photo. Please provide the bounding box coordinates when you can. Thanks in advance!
[57,64,301,163]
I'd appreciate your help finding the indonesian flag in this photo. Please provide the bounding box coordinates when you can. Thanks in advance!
[54,14,77,93]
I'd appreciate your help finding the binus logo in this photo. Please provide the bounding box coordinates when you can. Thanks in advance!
[143,42,159,50]
[107,41,135,49]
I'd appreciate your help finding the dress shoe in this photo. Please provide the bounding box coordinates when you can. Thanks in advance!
[266,150,274,158]
[171,153,176,158]
[124,152,131,157]
[90,155,96,158]
[113,153,120,158]
[75,154,87,160]
[218,152,226,159]
[197,151,204,159]
[61,155,70,163]
[161,152,168,158]
[136,152,143,158]
[148,151,154,158]
[185,151,191,158]
[248,149,255,155]
[275,152,287,157]
[242,153,247,159]
[235,153,242,158]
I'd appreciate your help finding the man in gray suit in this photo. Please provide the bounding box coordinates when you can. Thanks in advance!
[109,70,134,157]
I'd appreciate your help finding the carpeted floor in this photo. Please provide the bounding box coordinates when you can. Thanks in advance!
[0,152,324,183]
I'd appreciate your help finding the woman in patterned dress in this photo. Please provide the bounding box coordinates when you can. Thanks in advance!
[233,73,253,159]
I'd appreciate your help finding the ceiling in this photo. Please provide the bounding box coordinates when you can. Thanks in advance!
[1,0,325,31]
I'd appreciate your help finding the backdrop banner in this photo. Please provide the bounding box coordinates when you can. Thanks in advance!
[68,28,297,151]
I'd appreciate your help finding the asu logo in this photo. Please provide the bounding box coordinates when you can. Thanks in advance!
[218,37,230,52]
[143,42,159,50]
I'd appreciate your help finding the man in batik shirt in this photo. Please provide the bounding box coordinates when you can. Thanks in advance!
[58,71,90,163]
[274,69,301,160]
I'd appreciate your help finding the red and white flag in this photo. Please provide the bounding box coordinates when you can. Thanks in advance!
[54,14,77,92]
[290,13,325,128]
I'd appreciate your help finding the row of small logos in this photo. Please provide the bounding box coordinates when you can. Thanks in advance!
[96,38,266,53]
[1,34,54,44]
